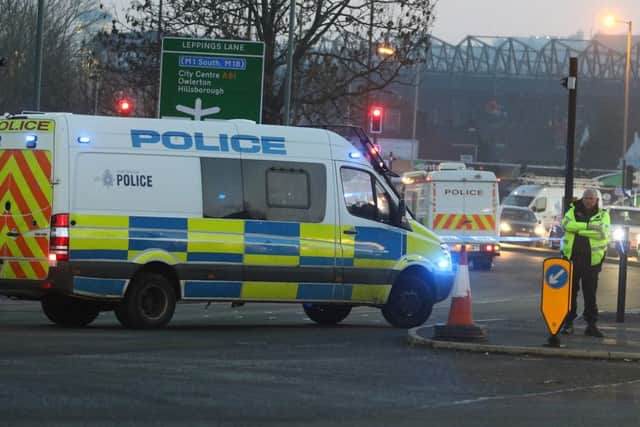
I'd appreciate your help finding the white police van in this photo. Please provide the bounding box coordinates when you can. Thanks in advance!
[0,113,453,329]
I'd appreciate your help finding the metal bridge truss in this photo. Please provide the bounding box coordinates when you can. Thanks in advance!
[425,36,640,80]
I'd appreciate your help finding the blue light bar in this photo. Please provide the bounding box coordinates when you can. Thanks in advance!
[25,135,37,148]
[349,151,362,159]
[77,136,91,144]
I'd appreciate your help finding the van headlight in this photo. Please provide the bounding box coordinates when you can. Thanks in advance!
[534,224,546,236]
[500,222,512,232]
[437,243,452,270]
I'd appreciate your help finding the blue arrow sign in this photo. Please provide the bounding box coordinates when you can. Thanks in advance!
[545,264,569,289]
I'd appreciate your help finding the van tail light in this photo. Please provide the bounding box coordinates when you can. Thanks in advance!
[482,244,500,254]
[50,213,69,262]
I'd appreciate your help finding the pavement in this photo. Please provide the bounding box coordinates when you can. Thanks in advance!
[409,244,640,361]
[409,312,640,361]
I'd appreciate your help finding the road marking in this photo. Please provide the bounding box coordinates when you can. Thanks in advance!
[421,378,640,409]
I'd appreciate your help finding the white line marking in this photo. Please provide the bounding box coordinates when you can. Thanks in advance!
[421,378,640,409]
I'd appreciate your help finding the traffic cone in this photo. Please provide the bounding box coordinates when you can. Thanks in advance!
[433,247,487,341]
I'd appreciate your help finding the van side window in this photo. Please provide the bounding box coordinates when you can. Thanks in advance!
[201,158,246,218]
[243,160,326,223]
[266,168,310,209]
[341,167,393,223]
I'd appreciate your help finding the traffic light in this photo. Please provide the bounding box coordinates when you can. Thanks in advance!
[115,96,134,116]
[369,106,383,134]
[624,165,635,189]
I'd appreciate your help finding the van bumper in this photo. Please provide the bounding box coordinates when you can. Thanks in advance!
[432,270,455,302]
[0,262,74,300]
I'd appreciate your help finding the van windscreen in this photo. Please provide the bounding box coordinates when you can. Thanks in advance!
[503,195,534,207]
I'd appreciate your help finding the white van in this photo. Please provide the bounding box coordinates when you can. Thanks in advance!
[0,113,453,329]
[402,163,500,270]
[502,181,601,231]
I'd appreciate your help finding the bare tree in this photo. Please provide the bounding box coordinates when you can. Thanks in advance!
[102,0,434,124]
[0,0,107,113]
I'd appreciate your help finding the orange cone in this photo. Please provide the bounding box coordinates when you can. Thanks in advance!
[433,246,487,341]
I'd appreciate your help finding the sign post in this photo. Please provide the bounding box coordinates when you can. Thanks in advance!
[159,37,265,122]
[541,257,573,347]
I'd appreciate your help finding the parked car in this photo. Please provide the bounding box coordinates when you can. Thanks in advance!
[499,206,546,246]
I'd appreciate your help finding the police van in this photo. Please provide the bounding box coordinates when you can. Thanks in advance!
[402,163,500,270]
[0,113,453,329]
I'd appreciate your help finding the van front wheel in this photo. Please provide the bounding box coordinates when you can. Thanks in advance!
[118,272,176,329]
[381,274,433,328]
[303,303,352,325]
[41,295,100,327]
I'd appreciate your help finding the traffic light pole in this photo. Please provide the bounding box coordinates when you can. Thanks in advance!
[617,227,629,323]
[563,57,578,214]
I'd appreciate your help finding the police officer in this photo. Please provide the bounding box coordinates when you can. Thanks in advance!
[560,188,610,337]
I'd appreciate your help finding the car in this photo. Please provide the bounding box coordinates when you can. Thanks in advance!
[499,206,546,246]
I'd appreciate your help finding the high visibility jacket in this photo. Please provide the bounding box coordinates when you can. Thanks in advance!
[561,204,610,266]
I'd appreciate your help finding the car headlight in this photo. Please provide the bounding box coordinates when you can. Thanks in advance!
[534,224,546,236]
[500,222,512,232]
[612,227,625,241]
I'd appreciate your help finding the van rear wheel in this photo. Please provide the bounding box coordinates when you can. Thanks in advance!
[118,272,176,329]
[41,295,100,327]
[303,303,352,325]
[381,274,433,328]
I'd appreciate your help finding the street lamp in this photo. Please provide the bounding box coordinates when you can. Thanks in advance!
[604,15,633,191]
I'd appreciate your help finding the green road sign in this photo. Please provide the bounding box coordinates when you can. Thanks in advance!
[159,37,264,122]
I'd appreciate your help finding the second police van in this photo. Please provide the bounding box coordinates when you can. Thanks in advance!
[0,113,454,329]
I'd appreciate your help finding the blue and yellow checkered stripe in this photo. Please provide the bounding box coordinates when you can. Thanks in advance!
[69,215,346,266]
[68,215,405,302]
[183,281,390,304]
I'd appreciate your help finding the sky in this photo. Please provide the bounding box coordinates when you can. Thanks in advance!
[103,0,640,43]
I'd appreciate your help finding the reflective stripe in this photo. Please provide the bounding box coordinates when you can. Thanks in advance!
[0,150,52,280]
[433,213,495,230]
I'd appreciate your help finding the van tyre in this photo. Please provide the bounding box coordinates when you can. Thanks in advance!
[303,303,352,325]
[381,274,434,328]
[118,272,176,329]
[41,295,100,327]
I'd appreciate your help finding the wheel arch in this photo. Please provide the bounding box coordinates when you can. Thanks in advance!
[126,262,181,301]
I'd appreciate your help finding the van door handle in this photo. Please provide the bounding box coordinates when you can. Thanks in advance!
[6,231,19,238]
[343,229,357,235]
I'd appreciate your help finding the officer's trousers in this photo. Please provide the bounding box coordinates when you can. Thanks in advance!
[567,254,599,325]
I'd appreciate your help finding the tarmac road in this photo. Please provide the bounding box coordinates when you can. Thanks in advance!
[1,250,639,427]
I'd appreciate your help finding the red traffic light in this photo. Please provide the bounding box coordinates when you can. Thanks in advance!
[370,106,383,133]
[115,96,135,116]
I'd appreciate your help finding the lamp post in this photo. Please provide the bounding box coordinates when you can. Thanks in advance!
[411,61,421,162]
[33,0,46,110]
[283,0,295,125]
[605,16,633,190]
